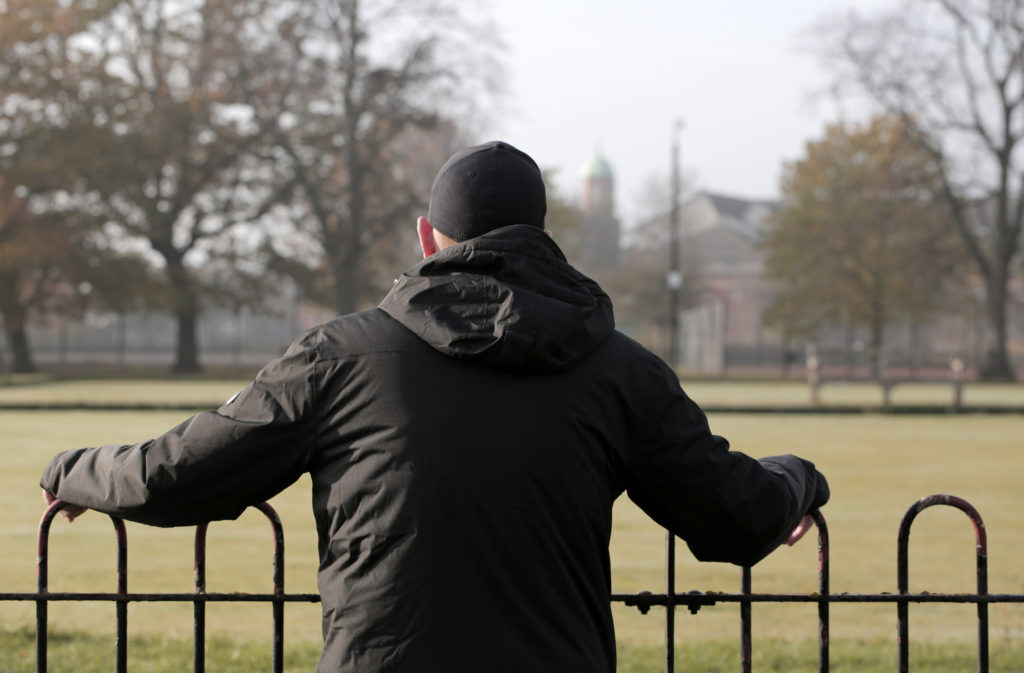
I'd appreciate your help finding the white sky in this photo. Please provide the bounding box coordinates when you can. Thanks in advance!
[479,0,901,225]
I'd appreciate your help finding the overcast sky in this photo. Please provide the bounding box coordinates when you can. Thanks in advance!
[479,0,901,225]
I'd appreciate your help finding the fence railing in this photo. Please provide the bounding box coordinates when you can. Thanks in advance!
[2,494,1023,672]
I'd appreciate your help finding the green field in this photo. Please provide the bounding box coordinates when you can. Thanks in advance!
[1,379,1023,669]
[3,377,1024,409]
[683,379,1024,408]
[2,629,1022,673]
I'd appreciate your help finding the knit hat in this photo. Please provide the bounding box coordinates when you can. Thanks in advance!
[427,141,546,241]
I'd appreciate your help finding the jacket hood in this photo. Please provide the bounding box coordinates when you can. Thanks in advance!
[380,225,614,372]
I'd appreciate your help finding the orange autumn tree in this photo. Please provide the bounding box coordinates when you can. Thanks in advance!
[0,179,90,372]
[0,1,154,372]
[762,116,965,374]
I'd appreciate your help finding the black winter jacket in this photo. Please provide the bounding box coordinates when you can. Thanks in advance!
[41,225,829,673]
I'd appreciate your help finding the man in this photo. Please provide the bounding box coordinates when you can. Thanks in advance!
[41,140,828,673]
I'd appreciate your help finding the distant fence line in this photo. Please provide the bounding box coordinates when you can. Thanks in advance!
[9,301,1022,375]
[3,302,306,371]
[1,495,1022,672]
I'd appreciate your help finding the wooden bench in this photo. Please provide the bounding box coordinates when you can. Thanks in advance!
[806,356,966,408]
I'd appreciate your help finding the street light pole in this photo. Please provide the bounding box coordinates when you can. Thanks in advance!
[667,120,683,368]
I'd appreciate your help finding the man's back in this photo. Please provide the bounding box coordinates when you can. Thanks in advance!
[297,225,824,672]
[306,306,629,672]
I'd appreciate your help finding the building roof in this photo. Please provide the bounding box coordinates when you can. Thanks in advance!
[703,192,777,242]
[706,192,775,223]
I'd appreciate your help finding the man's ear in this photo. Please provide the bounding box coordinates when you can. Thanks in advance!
[417,216,438,258]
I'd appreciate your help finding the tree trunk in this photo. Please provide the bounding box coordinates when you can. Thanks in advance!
[908,319,920,376]
[980,263,1015,381]
[4,322,36,373]
[331,255,360,316]
[166,259,203,373]
[172,309,202,373]
[116,312,127,364]
[869,319,884,379]
[0,285,37,373]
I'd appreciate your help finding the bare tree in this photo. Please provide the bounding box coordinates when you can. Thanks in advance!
[0,184,60,373]
[254,0,502,315]
[816,0,1024,379]
[48,0,288,372]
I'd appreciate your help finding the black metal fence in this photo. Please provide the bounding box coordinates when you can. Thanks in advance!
[3,494,1023,672]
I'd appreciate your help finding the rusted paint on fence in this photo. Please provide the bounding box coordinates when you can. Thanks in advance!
[7,495,1023,672]
[739,511,829,673]
[814,509,830,673]
[256,501,287,673]
[194,521,208,673]
[897,494,988,673]
[36,501,128,673]
[28,500,311,673]
[612,496,1015,673]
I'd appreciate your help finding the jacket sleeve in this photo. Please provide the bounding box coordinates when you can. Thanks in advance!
[625,364,829,567]
[39,337,321,527]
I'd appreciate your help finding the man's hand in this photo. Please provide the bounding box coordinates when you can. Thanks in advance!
[42,490,87,523]
[785,514,815,546]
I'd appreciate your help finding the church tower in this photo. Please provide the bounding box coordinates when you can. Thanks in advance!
[579,152,620,270]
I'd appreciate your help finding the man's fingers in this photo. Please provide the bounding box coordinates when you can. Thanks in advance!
[785,514,815,546]
[61,507,85,522]
[43,490,87,522]
[61,505,87,522]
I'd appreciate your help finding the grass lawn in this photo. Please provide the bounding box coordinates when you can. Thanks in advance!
[1,628,1022,673]
[1,380,1023,667]
[0,379,247,407]
[682,379,1024,408]
[2,377,1024,409]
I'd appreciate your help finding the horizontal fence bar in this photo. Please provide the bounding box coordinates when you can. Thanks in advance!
[6,591,1022,605]
[611,593,1024,607]
[0,592,321,602]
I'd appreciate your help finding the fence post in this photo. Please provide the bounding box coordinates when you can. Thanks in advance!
[35,502,58,673]
[114,515,127,673]
[665,530,675,673]
[950,359,965,410]
[190,505,285,673]
[36,500,128,673]
[256,502,286,673]
[897,494,989,673]
[740,565,752,673]
[806,345,821,406]
[194,523,209,673]
[813,510,830,673]
[739,511,828,673]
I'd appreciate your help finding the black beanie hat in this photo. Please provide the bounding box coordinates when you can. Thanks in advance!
[427,140,547,241]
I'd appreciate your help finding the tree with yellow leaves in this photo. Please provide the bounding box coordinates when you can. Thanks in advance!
[762,116,965,375]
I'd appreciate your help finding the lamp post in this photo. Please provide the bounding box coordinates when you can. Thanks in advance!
[667,120,684,368]
[663,121,685,673]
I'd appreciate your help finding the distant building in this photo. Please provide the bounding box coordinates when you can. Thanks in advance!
[669,191,1024,375]
[577,152,620,271]
[673,192,779,371]
[577,147,1024,374]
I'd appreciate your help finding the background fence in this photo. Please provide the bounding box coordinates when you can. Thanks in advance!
[2,495,1023,672]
